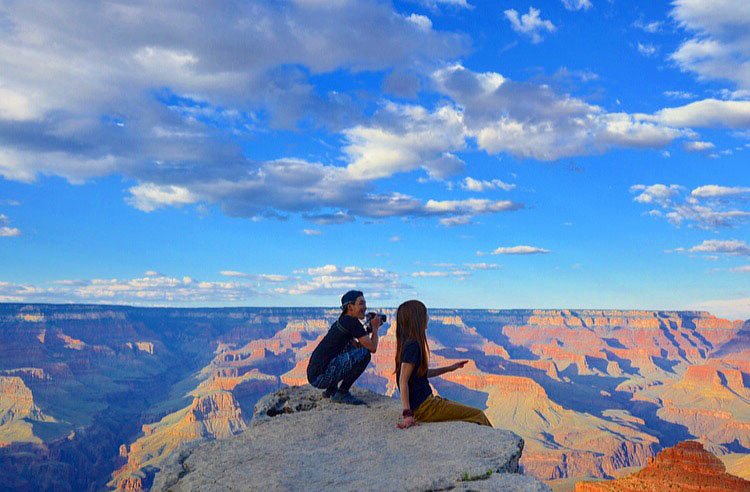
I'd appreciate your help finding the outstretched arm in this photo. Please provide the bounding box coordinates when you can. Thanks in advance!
[426,360,468,378]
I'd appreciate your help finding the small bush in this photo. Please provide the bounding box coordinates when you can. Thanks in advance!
[460,469,493,481]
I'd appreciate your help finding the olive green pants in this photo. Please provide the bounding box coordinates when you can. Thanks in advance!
[413,395,492,427]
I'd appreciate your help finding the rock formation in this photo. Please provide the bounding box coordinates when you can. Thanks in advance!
[575,440,750,491]
[1,304,748,491]
[152,385,550,492]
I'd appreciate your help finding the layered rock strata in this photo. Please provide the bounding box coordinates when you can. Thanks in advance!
[575,440,750,491]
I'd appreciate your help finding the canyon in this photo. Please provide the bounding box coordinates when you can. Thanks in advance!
[0,304,747,491]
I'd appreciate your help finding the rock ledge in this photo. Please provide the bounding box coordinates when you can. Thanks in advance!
[153,385,550,491]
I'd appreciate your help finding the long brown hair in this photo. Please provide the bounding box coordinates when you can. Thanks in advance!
[394,300,430,379]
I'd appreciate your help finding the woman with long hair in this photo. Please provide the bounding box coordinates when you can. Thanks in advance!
[395,300,492,429]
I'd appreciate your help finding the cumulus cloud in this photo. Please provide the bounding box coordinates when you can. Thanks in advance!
[504,7,556,44]
[431,64,686,161]
[342,102,467,180]
[489,245,550,255]
[0,0,473,224]
[562,0,592,11]
[275,264,410,298]
[410,270,469,277]
[0,275,259,304]
[461,177,515,192]
[688,297,750,320]
[637,43,658,57]
[664,91,696,99]
[0,227,21,237]
[670,0,750,91]
[0,214,20,236]
[689,239,750,256]
[464,262,500,270]
[302,229,322,236]
[633,20,663,33]
[691,185,750,197]
[631,183,750,229]
[644,99,750,128]
[683,141,715,152]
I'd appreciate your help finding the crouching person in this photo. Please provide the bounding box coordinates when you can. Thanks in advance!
[306,290,381,405]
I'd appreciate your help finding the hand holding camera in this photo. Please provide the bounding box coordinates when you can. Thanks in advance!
[365,312,386,333]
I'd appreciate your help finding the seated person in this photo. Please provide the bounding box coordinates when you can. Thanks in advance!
[306,290,381,405]
[395,299,492,428]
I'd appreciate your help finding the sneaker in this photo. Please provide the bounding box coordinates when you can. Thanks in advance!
[331,390,365,405]
[322,387,337,399]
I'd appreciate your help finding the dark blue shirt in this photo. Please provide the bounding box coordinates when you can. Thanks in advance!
[399,340,432,411]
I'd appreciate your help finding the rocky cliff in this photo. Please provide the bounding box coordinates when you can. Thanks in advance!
[574,440,750,491]
[1,304,748,491]
[152,385,550,492]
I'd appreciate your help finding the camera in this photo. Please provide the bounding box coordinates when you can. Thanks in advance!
[364,312,386,333]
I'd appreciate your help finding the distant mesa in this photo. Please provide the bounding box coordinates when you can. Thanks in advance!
[575,440,750,491]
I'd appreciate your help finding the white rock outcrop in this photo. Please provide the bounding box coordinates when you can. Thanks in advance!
[153,385,550,491]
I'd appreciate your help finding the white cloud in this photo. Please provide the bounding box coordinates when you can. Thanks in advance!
[432,65,686,161]
[490,245,550,255]
[630,184,683,205]
[663,91,696,99]
[683,141,715,152]
[0,0,469,222]
[439,216,473,227]
[729,265,750,273]
[504,7,556,44]
[645,99,750,128]
[126,184,198,212]
[342,102,466,181]
[410,270,469,277]
[389,235,401,242]
[691,185,750,197]
[0,275,259,304]
[670,0,750,91]
[687,297,750,320]
[275,265,409,298]
[405,14,432,31]
[632,183,750,229]
[417,0,473,8]
[461,177,515,192]
[633,20,663,33]
[302,229,322,235]
[0,227,21,237]
[464,262,500,270]
[689,239,750,256]
[220,270,249,278]
[637,43,658,56]
[561,0,592,11]
[144,270,163,277]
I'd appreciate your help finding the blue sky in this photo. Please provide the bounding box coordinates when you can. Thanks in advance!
[1,0,749,318]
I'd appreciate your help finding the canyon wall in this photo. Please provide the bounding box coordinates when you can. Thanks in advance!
[0,304,747,490]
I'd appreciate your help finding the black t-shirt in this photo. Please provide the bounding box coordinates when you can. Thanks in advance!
[399,340,432,411]
[307,315,367,381]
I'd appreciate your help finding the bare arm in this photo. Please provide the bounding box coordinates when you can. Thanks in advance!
[399,362,414,411]
[356,316,380,353]
[426,360,468,378]
[397,362,417,429]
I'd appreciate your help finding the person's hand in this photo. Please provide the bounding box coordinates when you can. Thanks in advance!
[397,416,418,429]
[370,314,382,331]
[449,360,469,372]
